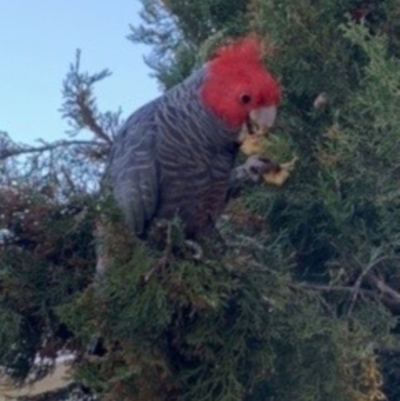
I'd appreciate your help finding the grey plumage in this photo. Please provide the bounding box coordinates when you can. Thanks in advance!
[104,68,241,239]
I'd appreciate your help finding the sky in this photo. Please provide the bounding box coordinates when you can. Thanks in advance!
[0,0,160,144]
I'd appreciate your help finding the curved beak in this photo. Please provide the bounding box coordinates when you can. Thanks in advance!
[249,106,277,130]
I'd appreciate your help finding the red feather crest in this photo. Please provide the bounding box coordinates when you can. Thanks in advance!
[210,36,264,65]
[201,35,280,128]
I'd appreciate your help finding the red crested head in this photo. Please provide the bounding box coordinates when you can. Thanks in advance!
[200,36,281,129]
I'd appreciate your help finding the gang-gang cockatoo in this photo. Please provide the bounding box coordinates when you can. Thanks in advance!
[102,36,281,258]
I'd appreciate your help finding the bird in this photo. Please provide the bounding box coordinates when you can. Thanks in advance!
[87,37,282,355]
[101,35,281,260]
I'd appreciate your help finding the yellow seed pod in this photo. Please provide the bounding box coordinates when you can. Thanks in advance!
[240,134,264,156]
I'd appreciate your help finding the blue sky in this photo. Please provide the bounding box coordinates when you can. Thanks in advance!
[0,0,160,144]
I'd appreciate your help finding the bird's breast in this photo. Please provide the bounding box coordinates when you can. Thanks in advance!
[155,149,235,238]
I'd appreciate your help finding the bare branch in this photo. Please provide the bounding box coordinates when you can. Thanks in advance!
[367,274,400,304]
[289,281,375,295]
[0,140,104,160]
[347,253,400,316]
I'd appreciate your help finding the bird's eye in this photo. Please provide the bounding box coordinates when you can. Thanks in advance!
[240,93,252,105]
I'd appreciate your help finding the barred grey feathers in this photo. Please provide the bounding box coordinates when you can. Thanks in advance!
[104,67,241,239]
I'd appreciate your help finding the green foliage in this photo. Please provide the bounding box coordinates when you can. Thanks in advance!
[242,2,400,399]
[126,0,400,400]
[0,188,96,383]
[57,233,353,401]
[129,0,252,88]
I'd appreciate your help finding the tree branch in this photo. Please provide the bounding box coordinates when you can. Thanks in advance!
[347,254,400,316]
[289,281,375,295]
[59,49,118,144]
[366,274,400,305]
[0,140,105,160]
[75,92,113,145]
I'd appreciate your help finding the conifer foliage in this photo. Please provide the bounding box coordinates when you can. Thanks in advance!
[2,1,400,400]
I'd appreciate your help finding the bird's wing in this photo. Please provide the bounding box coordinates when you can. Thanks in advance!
[105,100,160,235]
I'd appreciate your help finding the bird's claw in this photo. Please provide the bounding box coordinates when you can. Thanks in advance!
[236,155,280,183]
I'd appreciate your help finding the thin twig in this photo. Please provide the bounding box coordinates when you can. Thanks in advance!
[347,255,400,316]
[76,93,112,145]
[289,281,375,295]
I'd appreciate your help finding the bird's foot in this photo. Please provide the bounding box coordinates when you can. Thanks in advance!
[234,155,281,183]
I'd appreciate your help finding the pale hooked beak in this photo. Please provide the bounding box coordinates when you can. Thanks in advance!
[249,106,277,130]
